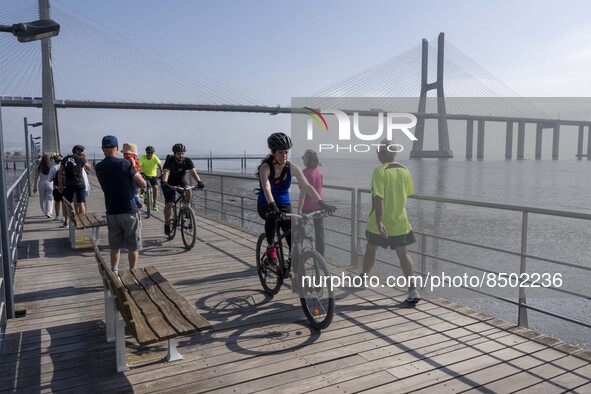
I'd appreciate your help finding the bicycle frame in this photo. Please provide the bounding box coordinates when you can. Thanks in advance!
[272,211,322,294]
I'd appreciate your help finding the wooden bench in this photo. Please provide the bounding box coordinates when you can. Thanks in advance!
[93,244,213,372]
[63,199,107,249]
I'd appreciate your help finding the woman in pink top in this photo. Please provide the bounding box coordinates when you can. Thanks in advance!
[298,149,326,256]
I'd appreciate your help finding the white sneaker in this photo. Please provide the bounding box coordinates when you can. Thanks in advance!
[46,213,52,218]
[406,289,421,304]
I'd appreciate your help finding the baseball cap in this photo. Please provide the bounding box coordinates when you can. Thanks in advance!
[102,135,118,149]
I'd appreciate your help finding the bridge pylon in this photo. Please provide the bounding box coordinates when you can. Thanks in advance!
[410,33,453,158]
[40,0,60,155]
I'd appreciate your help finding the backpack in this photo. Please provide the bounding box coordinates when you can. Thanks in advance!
[64,156,78,178]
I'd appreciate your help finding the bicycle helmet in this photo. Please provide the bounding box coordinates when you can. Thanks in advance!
[145,145,155,153]
[267,132,292,151]
[172,143,186,153]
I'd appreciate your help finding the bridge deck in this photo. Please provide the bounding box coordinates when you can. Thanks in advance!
[1,178,590,393]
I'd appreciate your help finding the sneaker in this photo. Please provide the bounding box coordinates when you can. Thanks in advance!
[53,216,61,222]
[46,213,52,218]
[62,222,68,227]
[152,203,158,212]
[266,247,278,267]
[139,191,144,198]
[164,223,171,236]
[406,289,421,304]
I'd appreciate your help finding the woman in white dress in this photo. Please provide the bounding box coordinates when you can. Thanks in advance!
[33,154,54,218]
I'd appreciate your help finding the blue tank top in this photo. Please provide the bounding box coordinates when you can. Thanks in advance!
[257,161,291,205]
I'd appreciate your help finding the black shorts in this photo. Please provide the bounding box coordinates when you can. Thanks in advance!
[163,181,188,203]
[366,230,416,250]
[142,174,159,186]
[52,189,63,202]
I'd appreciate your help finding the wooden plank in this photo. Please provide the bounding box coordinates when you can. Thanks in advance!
[144,265,213,331]
[77,214,93,229]
[129,268,197,334]
[119,269,178,343]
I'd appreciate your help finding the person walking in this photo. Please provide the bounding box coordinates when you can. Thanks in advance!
[47,154,64,222]
[297,149,327,257]
[58,145,92,215]
[33,154,54,218]
[359,139,420,304]
[95,135,147,273]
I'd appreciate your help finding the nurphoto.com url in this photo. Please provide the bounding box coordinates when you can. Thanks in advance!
[302,272,564,292]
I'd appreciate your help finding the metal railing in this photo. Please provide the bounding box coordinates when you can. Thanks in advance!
[189,172,591,340]
[0,163,32,328]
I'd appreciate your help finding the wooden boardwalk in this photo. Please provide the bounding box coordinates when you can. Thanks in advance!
[1,177,590,393]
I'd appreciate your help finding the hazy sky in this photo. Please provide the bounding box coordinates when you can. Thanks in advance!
[2,0,591,157]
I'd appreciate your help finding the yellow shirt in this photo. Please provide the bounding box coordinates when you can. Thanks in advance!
[139,154,161,177]
[366,162,414,237]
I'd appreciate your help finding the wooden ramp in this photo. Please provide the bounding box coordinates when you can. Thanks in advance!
[1,177,590,393]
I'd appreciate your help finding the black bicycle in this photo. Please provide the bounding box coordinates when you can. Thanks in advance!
[255,211,335,330]
[166,185,198,250]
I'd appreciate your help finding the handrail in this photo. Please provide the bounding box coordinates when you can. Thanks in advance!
[1,164,31,328]
[191,171,591,345]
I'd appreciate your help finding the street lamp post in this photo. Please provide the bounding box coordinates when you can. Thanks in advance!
[0,19,60,321]
[24,118,43,197]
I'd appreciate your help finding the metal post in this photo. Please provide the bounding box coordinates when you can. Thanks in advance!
[518,211,529,327]
[420,233,427,288]
[220,176,225,221]
[24,117,31,196]
[0,102,15,319]
[587,126,591,161]
[355,189,363,268]
[240,196,244,228]
[350,189,357,267]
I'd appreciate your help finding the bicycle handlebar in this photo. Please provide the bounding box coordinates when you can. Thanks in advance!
[170,185,200,192]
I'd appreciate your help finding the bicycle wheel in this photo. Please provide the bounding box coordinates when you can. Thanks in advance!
[145,187,151,218]
[255,233,283,296]
[299,249,335,330]
[180,206,197,250]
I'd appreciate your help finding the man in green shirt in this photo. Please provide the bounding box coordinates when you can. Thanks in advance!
[139,146,163,211]
[361,139,420,304]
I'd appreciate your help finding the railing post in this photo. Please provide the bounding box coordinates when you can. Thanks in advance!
[220,176,226,221]
[240,196,245,228]
[518,211,529,327]
[349,188,357,268]
[420,233,427,287]
[355,189,363,268]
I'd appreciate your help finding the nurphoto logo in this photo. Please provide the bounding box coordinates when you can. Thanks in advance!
[304,108,418,153]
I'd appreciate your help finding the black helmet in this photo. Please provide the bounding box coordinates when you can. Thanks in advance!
[145,145,155,153]
[72,144,85,154]
[267,132,292,151]
[172,143,186,153]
